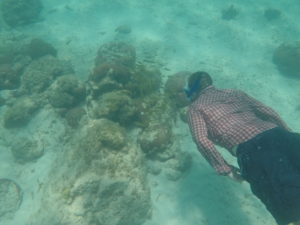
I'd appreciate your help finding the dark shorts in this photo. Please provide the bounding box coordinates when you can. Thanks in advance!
[237,127,300,225]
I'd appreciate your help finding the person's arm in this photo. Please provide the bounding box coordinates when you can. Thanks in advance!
[240,92,291,131]
[187,107,232,175]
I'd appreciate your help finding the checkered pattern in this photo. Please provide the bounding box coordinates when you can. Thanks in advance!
[187,86,290,175]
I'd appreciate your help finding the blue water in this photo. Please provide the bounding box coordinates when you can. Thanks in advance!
[0,0,299,225]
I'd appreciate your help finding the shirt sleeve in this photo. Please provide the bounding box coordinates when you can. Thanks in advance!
[187,107,232,175]
[239,91,291,131]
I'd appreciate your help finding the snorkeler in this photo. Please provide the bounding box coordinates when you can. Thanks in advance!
[185,71,300,225]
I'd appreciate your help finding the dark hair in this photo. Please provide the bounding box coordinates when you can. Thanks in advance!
[188,71,212,89]
[184,71,212,99]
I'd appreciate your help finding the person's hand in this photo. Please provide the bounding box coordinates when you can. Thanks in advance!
[228,166,244,183]
[228,171,244,183]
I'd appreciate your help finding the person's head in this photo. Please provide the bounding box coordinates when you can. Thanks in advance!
[185,71,213,101]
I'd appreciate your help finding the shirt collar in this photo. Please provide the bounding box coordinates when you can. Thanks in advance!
[199,85,214,94]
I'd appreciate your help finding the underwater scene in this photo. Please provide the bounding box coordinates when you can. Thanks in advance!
[0,0,300,225]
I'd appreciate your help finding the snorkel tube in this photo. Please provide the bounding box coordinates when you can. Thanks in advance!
[184,78,200,100]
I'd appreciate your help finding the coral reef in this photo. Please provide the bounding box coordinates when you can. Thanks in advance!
[95,42,136,68]
[164,71,191,108]
[0,44,20,65]
[138,123,173,160]
[164,150,192,181]
[91,63,132,84]
[3,96,39,128]
[29,119,151,225]
[125,65,161,98]
[0,64,20,90]
[11,137,44,163]
[48,75,86,109]
[178,107,188,123]
[64,107,86,128]
[91,90,137,126]
[0,0,42,27]
[221,5,239,20]
[21,55,73,94]
[87,42,162,130]
[25,38,57,60]
[0,39,194,224]
[0,35,34,91]
[0,38,32,74]
[134,94,174,128]
[89,63,132,97]
[273,42,300,78]
[77,119,127,163]
[0,179,23,219]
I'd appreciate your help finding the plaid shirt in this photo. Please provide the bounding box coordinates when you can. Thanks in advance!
[187,86,290,175]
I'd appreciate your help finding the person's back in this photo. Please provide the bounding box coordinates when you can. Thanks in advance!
[189,86,278,153]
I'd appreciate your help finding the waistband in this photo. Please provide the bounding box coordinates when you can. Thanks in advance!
[236,127,282,155]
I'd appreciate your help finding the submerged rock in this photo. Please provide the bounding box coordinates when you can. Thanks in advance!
[25,38,57,60]
[29,119,151,225]
[21,55,73,94]
[91,63,132,84]
[48,75,86,109]
[3,97,39,128]
[0,179,23,219]
[138,123,173,160]
[164,150,192,181]
[264,8,281,21]
[79,119,127,159]
[0,64,20,90]
[273,42,300,78]
[11,137,44,163]
[125,65,161,98]
[64,107,86,128]
[164,71,190,108]
[115,24,132,34]
[221,5,239,20]
[0,0,42,27]
[91,90,138,126]
[95,42,136,68]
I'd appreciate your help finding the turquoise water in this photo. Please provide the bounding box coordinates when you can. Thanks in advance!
[0,0,299,225]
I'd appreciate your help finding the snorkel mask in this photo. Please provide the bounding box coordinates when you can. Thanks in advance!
[184,78,200,100]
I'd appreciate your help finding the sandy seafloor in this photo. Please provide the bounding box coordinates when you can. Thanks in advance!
[1,0,300,224]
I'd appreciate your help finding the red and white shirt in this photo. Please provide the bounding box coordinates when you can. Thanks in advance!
[187,86,290,175]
